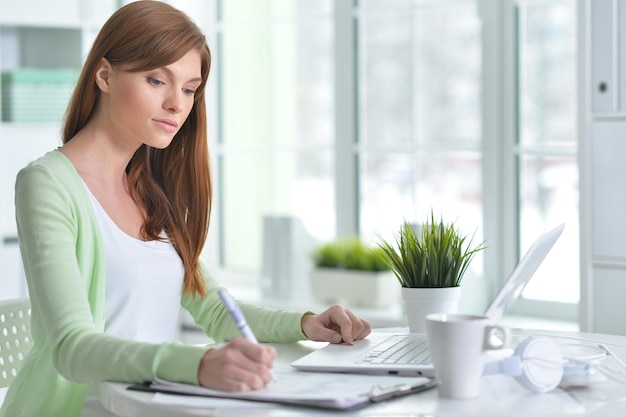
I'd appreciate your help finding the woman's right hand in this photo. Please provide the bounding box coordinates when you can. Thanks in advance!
[197,338,276,391]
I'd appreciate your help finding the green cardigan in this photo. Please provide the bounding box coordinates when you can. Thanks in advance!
[0,150,308,417]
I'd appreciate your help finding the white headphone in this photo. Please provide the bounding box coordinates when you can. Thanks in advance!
[483,336,605,393]
[483,336,626,393]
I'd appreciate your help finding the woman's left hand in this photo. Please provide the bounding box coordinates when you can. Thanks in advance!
[301,305,371,345]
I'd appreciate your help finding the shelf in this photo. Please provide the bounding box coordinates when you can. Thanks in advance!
[0,0,116,28]
[0,0,118,317]
[1,124,62,236]
[0,26,83,70]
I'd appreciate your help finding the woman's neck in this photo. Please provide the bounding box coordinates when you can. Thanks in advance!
[60,123,138,189]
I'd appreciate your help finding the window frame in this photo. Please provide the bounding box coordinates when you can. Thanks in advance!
[205,0,580,324]
[494,0,579,322]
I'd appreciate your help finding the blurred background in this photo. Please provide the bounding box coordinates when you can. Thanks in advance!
[0,0,599,333]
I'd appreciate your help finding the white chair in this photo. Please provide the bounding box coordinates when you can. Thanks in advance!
[0,298,32,389]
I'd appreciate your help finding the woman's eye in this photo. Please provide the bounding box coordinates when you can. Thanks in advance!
[147,77,163,86]
[183,88,197,96]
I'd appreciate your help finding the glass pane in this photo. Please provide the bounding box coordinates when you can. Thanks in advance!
[360,1,481,147]
[221,151,334,271]
[360,0,413,10]
[292,0,333,15]
[292,18,335,146]
[291,151,335,242]
[516,0,578,305]
[518,0,577,146]
[221,154,272,271]
[221,18,333,146]
[359,11,413,146]
[360,152,483,248]
[221,0,332,20]
[221,0,271,20]
[218,1,335,271]
[359,152,414,243]
[413,4,481,147]
[221,27,271,146]
[519,155,579,303]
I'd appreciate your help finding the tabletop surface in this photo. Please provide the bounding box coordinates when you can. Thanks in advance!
[100,328,626,417]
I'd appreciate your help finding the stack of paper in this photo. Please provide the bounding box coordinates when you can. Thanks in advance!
[144,369,435,410]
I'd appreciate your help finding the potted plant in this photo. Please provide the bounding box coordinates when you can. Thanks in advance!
[378,211,486,332]
[310,238,400,308]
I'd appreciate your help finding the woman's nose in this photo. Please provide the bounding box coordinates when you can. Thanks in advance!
[163,90,184,113]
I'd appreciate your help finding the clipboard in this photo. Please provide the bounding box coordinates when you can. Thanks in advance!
[129,369,436,410]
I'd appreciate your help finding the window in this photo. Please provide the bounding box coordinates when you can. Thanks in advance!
[212,0,579,322]
[215,0,335,273]
[515,0,578,305]
[357,0,483,257]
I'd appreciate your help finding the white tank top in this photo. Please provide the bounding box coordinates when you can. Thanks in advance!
[83,184,185,343]
[81,184,185,416]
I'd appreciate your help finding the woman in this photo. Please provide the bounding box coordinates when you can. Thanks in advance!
[0,2,370,416]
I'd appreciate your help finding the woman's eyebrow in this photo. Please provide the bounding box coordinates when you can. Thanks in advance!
[160,66,202,83]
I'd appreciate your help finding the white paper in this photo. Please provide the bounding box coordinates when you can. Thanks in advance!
[151,368,432,410]
[151,393,274,409]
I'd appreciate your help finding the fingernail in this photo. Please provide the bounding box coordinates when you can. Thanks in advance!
[332,334,342,343]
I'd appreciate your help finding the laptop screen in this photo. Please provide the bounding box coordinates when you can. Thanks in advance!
[484,223,565,323]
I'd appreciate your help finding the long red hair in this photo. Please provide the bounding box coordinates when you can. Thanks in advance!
[63,1,212,297]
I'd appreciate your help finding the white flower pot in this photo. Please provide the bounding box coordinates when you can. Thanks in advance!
[310,268,400,308]
[401,286,462,333]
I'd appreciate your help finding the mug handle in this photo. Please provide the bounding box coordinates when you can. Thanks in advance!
[483,325,511,350]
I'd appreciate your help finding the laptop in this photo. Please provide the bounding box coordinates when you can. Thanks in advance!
[291,223,565,378]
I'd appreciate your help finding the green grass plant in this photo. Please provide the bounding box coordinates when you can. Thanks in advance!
[378,212,486,288]
[313,238,390,272]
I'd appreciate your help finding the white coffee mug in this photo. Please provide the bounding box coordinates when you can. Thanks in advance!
[425,313,511,400]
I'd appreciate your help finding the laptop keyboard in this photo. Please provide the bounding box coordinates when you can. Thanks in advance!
[355,334,431,365]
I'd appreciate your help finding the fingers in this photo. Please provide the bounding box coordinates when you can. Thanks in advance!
[331,306,355,344]
[308,324,345,344]
[197,338,276,391]
[345,308,372,340]
[333,307,371,344]
[302,305,372,345]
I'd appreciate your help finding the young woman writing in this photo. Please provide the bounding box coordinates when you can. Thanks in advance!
[0,2,370,416]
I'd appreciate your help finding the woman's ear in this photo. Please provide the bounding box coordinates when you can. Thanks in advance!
[94,58,113,92]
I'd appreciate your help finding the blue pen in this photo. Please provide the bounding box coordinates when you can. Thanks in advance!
[218,289,259,343]
[218,289,276,381]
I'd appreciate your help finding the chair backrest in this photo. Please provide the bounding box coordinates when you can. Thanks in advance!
[0,299,32,388]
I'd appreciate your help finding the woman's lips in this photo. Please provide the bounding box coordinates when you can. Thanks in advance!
[153,118,178,133]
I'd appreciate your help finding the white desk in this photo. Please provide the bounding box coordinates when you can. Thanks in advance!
[100,329,626,417]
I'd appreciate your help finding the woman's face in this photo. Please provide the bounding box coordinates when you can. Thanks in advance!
[102,49,203,150]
